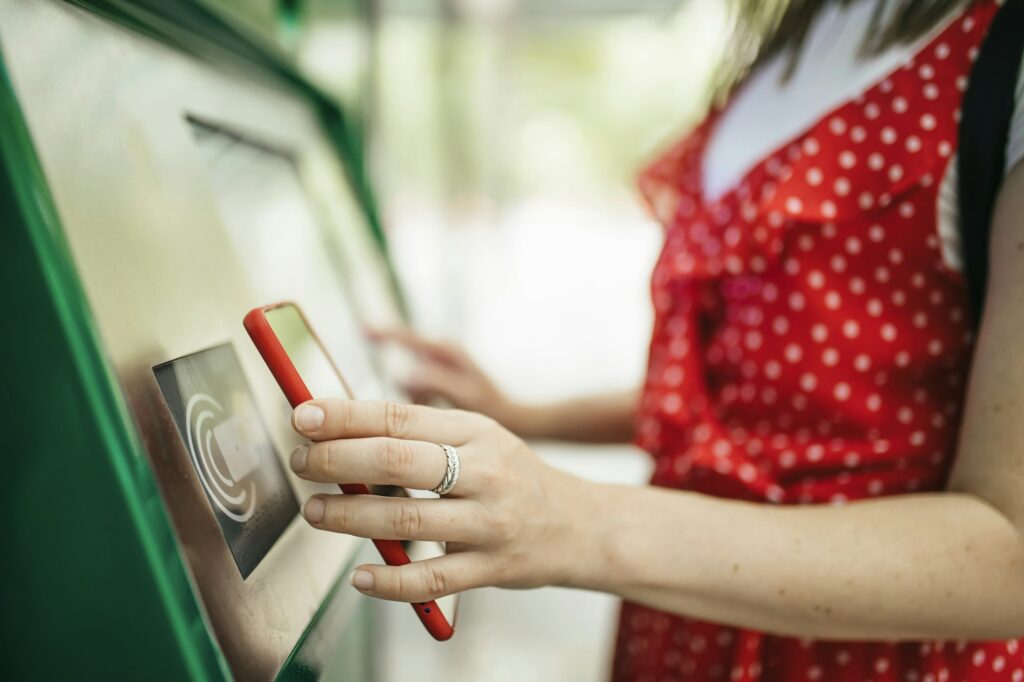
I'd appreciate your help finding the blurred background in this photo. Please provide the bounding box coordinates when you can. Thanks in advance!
[367,3,726,680]
[180,0,728,678]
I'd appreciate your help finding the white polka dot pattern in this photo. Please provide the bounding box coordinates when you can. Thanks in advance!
[621,3,1022,682]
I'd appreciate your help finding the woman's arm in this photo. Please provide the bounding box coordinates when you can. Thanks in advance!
[369,328,638,443]
[291,167,1024,640]
[577,487,1024,640]
[505,389,638,443]
[289,395,1024,640]
[577,165,1024,640]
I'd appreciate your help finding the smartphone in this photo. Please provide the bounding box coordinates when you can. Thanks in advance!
[244,302,457,641]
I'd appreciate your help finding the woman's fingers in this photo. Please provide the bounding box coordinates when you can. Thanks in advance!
[366,327,468,368]
[303,494,487,543]
[293,399,481,446]
[291,437,453,492]
[405,362,471,404]
[350,552,489,602]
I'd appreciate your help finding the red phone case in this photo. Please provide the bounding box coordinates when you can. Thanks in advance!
[244,303,455,642]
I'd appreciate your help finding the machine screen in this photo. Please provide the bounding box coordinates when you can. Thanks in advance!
[154,344,298,578]
[187,117,393,401]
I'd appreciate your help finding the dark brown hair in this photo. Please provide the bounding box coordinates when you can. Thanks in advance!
[715,0,973,101]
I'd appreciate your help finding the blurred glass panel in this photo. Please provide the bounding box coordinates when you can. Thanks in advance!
[295,0,373,127]
[373,0,729,326]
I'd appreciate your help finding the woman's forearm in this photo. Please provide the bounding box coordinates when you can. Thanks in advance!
[507,389,639,443]
[559,167,1024,641]
[566,482,1024,640]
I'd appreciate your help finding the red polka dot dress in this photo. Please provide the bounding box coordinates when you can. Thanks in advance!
[614,2,1024,680]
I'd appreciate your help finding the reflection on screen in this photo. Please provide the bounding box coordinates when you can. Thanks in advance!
[265,303,351,400]
[264,303,457,623]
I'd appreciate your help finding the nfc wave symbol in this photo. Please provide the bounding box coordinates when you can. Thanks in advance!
[185,393,261,523]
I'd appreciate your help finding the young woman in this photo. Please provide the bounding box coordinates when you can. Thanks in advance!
[288,0,1024,679]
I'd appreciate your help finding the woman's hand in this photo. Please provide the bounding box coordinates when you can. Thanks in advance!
[288,398,593,603]
[367,328,528,431]
[368,328,640,443]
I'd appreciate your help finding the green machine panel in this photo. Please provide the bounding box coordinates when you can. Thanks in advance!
[0,0,400,679]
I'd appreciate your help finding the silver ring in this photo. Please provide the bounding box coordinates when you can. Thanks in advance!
[431,444,460,496]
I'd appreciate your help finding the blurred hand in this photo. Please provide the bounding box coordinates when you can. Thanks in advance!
[367,328,525,431]
[288,399,594,602]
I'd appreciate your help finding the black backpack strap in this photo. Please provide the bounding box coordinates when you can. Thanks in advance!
[957,0,1024,327]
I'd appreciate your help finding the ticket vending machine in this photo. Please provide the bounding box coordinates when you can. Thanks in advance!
[1,1,403,679]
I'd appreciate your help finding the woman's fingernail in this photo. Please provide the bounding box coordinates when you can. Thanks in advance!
[351,569,375,591]
[290,445,309,473]
[295,404,325,431]
[304,497,325,523]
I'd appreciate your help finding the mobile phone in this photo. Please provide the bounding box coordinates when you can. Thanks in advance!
[244,302,456,641]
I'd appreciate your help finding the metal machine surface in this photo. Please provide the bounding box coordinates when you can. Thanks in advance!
[0,0,400,679]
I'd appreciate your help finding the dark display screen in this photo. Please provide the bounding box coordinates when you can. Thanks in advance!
[154,343,297,578]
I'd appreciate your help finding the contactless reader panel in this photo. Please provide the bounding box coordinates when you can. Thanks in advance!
[154,344,298,578]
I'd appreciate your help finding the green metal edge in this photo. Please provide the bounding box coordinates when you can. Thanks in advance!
[0,44,229,681]
[275,541,376,682]
[61,0,407,316]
